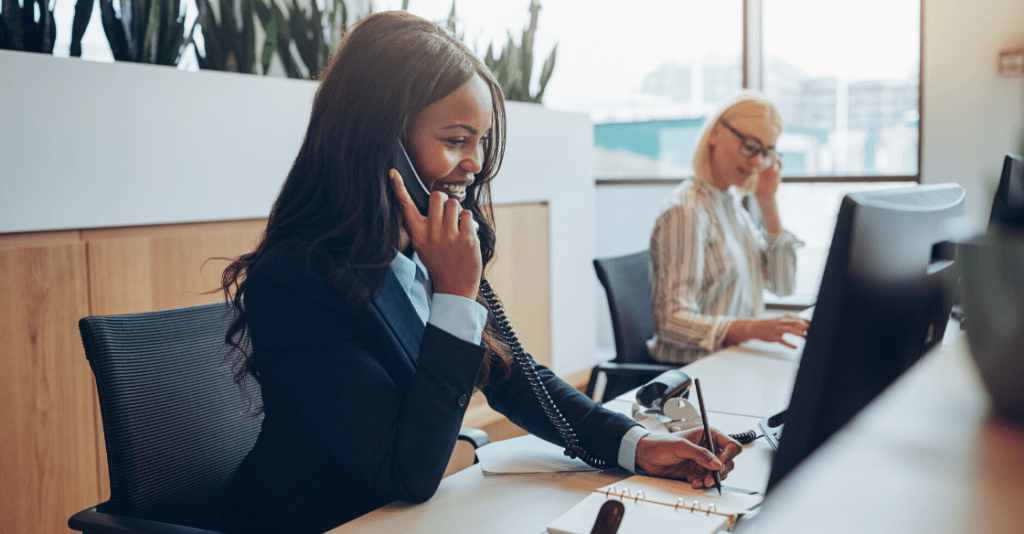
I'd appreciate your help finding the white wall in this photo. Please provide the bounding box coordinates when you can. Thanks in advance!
[921,0,1024,223]
[0,50,315,232]
[494,102,598,376]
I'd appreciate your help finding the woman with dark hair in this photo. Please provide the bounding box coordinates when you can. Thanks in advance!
[221,11,743,533]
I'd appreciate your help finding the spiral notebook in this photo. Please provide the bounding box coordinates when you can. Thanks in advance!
[546,475,763,534]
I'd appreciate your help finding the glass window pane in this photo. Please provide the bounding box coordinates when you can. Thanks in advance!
[586,0,743,179]
[763,0,920,178]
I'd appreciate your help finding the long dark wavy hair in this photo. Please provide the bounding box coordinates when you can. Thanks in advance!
[221,11,511,396]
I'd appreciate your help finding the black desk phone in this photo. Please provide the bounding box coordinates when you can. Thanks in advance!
[393,141,612,468]
[758,409,786,450]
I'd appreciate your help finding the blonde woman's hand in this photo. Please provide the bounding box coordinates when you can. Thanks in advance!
[724,315,810,349]
[755,156,783,200]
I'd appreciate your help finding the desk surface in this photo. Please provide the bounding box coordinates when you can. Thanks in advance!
[329,331,1024,534]
[329,343,796,534]
[741,333,1024,534]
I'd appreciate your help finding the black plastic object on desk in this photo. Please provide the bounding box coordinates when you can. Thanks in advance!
[635,369,692,411]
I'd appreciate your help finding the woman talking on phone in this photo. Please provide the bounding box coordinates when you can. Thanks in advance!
[219,12,742,533]
[647,91,811,365]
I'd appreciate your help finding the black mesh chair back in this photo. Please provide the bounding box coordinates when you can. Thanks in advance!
[72,302,262,533]
[595,251,656,365]
[589,251,677,401]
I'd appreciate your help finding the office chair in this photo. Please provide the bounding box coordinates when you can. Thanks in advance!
[69,302,490,533]
[68,302,263,534]
[587,250,678,402]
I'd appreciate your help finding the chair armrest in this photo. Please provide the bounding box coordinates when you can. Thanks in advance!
[69,507,224,534]
[457,427,491,449]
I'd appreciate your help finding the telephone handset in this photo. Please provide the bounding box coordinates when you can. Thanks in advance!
[392,141,612,469]
[393,140,431,217]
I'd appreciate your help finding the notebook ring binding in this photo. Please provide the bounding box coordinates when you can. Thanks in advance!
[634,491,644,503]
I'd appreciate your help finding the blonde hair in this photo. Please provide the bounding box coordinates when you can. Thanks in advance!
[691,90,783,192]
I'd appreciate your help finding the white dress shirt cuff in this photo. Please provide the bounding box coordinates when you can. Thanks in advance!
[429,293,488,345]
[618,425,651,473]
[765,229,804,250]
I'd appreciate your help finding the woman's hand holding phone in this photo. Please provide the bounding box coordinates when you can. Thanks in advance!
[755,155,783,201]
[390,169,482,301]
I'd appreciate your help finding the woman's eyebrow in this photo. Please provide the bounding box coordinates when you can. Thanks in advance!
[440,124,491,136]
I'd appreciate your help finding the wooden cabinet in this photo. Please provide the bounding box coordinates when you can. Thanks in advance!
[0,232,97,534]
[0,204,551,532]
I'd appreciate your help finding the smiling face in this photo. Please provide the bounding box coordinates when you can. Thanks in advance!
[406,74,494,203]
[707,117,780,191]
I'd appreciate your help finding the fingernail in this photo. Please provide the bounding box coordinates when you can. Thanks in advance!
[711,458,724,469]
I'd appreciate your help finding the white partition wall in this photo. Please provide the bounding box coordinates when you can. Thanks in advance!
[0,49,598,377]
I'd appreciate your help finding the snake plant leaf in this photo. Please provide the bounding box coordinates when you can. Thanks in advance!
[287,0,327,78]
[70,0,95,56]
[534,43,556,104]
[0,16,13,50]
[445,0,456,35]
[141,0,162,63]
[237,0,257,73]
[260,15,276,74]
[99,0,130,60]
[12,0,56,53]
[518,0,539,90]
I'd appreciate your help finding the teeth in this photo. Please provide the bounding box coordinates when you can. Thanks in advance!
[435,183,466,196]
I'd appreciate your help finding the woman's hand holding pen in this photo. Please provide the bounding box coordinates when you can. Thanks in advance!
[635,428,742,489]
[391,169,482,300]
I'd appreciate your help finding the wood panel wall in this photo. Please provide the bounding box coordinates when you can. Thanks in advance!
[0,203,550,533]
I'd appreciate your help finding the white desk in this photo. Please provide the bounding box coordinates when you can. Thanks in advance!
[329,343,796,534]
[740,332,1024,534]
[330,330,1024,533]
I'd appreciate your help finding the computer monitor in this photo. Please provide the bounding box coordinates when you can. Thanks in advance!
[765,183,965,491]
[989,153,1024,227]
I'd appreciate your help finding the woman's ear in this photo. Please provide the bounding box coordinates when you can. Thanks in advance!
[708,123,721,149]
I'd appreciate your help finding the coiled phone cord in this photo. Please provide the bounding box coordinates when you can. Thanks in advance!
[479,279,614,470]
[729,430,758,445]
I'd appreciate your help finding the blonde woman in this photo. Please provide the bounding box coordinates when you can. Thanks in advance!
[647,91,810,364]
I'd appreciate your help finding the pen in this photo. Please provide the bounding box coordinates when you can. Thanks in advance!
[693,378,721,495]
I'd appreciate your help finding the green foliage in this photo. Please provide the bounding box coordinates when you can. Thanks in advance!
[193,0,258,73]
[0,0,557,100]
[482,0,556,104]
[98,0,190,64]
[0,0,57,53]
[286,0,327,79]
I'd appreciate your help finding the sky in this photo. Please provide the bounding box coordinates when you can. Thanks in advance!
[50,0,920,114]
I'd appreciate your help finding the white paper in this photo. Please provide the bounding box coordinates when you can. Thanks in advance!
[475,434,599,474]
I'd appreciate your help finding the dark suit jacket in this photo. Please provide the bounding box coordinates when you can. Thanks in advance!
[223,247,639,533]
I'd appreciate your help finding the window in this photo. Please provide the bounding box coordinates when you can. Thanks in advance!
[762,0,920,180]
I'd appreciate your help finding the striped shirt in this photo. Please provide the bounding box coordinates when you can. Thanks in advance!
[647,179,802,364]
